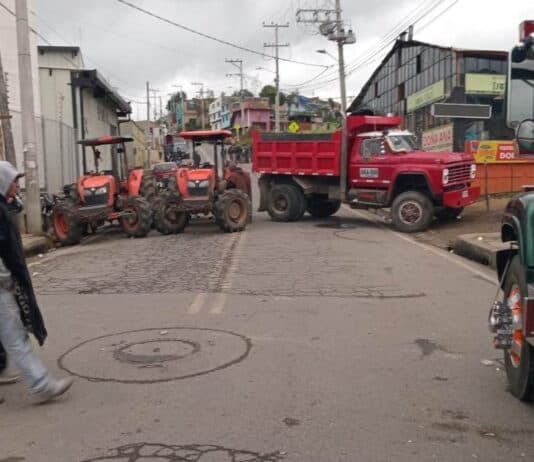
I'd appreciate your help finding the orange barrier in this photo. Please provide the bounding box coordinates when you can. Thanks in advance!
[474,162,534,195]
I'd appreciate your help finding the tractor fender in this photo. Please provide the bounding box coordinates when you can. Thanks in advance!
[128,168,145,196]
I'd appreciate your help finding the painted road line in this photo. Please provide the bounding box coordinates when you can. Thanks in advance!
[209,293,227,314]
[187,293,207,314]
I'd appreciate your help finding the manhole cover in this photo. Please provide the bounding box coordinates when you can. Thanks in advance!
[315,222,356,229]
[59,327,251,384]
[82,443,285,461]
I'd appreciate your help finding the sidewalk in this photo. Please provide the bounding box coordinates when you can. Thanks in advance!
[412,197,512,269]
[21,234,51,258]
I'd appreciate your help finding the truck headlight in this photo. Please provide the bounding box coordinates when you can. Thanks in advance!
[470,164,477,179]
[442,168,449,185]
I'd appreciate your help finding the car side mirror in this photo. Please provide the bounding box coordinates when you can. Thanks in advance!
[517,119,534,153]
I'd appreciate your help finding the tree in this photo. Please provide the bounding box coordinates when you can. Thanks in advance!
[232,89,254,98]
[259,85,286,106]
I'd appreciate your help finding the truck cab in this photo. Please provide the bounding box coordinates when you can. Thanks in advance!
[253,113,480,233]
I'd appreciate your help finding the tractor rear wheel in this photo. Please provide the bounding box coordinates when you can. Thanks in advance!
[154,192,189,235]
[53,199,82,246]
[120,196,153,238]
[140,171,157,204]
[215,189,251,233]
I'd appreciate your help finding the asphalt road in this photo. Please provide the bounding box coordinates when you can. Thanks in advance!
[1,176,533,461]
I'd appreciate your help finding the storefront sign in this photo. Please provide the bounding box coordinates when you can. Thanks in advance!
[465,74,506,96]
[407,80,445,112]
[422,124,454,152]
[466,140,526,163]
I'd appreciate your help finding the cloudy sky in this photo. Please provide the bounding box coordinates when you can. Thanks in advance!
[32,0,533,119]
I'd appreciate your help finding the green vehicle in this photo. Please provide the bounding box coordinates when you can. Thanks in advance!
[489,25,534,401]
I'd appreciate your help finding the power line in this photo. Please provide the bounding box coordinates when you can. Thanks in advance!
[114,0,328,69]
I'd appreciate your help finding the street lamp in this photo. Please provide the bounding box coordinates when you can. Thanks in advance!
[316,49,338,62]
[256,66,276,74]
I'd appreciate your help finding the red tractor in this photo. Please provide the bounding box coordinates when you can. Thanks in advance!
[154,130,252,234]
[53,135,155,245]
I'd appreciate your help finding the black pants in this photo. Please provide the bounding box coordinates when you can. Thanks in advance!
[0,341,6,372]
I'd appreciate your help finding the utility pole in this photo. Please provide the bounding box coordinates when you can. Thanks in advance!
[191,82,205,129]
[150,88,160,121]
[297,0,355,200]
[146,81,150,122]
[0,50,16,164]
[225,59,245,136]
[15,0,41,233]
[263,22,289,133]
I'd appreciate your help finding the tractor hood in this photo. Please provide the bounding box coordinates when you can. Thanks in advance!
[79,175,114,189]
[392,150,475,165]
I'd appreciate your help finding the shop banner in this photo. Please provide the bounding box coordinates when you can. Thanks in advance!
[465,140,527,163]
[422,124,453,152]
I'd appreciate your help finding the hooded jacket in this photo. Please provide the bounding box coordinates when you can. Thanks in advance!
[0,161,47,345]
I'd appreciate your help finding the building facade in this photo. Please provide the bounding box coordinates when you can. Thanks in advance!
[38,46,131,193]
[0,0,45,186]
[230,98,271,132]
[348,39,510,151]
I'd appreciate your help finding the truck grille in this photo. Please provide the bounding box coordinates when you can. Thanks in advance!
[448,164,471,183]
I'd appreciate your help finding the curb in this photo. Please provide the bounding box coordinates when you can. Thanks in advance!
[22,236,52,258]
[453,233,507,269]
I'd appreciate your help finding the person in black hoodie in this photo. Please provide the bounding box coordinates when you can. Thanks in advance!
[0,161,72,403]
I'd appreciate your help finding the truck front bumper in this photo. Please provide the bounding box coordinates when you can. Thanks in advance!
[442,185,480,208]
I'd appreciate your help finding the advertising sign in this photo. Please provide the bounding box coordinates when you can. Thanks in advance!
[466,140,526,163]
[422,124,453,152]
[465,74,506,96]
[407,80,445,112]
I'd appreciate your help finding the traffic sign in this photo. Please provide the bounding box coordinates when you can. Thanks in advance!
[288,121,300,133]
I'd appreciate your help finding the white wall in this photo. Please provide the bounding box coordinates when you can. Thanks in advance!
[0,0,45,187]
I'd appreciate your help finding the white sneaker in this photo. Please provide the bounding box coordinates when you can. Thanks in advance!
[35,377,73,404]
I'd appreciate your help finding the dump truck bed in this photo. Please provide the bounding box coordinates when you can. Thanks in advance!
[252,131,342,177]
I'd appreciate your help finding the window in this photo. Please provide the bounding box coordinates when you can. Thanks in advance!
[416,54,422,74]
[398,82,405,102]
[361,138,386,157]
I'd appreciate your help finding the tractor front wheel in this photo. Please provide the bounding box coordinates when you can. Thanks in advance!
[120,196,153,238]
[154,192,189,235]
[53,200,82,246]
[140,171,157,204]
[215,189,251,233]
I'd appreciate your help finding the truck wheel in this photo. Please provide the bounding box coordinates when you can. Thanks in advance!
[503,255,534,401]
[53,199,82,246]
[306,199,342,218]
[154,192,189,235]
[215,189,251,233]
[391,191,433,233]
[267,184,304,222]
[436,207,464,220]
[121,196,153,238]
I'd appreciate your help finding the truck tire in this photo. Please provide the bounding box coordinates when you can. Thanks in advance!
[154,192,189,235]
[120,196,153,238]
[215,189,251,233]
[306,199,342,218]
[267,184,304,222]
[53,199,82,246]
[436,207,463,220]
[503,255,534,401]
[391,191,433,233]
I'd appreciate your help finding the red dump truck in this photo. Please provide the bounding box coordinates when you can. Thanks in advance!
[252,114,480,233]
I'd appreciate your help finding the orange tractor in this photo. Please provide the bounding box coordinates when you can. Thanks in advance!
[53,135,155,245]
[154,130,252,234]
